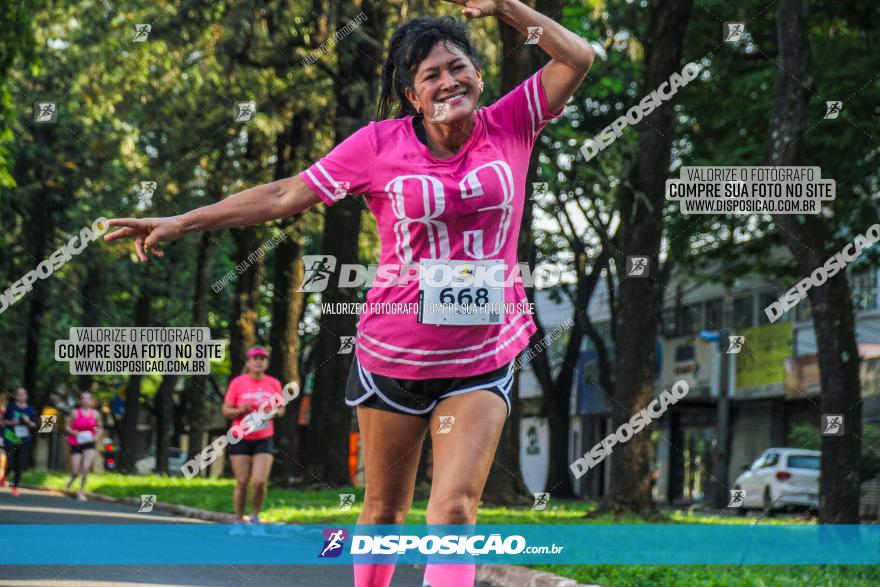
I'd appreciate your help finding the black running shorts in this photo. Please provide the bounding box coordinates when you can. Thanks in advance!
[70,442,96,454]
[345,355,514,418]
[227,437,274,457]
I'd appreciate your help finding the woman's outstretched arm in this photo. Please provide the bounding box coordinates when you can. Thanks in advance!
[105,175,321,262]
[445,0,595,112]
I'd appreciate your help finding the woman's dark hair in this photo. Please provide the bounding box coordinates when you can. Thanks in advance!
[377,17,482,120]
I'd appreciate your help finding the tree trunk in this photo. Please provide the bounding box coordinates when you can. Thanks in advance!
[76,259,101,392]
[155,374,177,475]
[229,226,265,375]
[269,110,315,485]
[303,218,362,486]
[23,279,46,402]
[268,115,309,485]
[809,281,862,523]
[268,230,305,484]
[14,119,68,409]
[764,0,861,523]
[605,0,694,515]
[545,250,611,498]
[303,0,389,486]
[121,287,151,473]
[22,195,50,403]
[186,230,216,463]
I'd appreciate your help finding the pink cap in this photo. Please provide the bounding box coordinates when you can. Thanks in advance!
[246,346,269,358]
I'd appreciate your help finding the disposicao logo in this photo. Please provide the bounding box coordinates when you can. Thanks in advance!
[319,528,348,558]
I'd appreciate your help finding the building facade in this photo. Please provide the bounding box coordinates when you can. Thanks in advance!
[519,268,880,504]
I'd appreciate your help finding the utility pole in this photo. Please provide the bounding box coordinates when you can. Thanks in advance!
[713,288,733,508]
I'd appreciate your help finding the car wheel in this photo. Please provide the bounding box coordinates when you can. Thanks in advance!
[762,487,775,517]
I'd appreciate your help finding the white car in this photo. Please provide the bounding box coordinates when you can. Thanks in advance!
[733,448,820,514]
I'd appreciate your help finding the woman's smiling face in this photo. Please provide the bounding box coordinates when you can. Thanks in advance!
[406,41,482,124]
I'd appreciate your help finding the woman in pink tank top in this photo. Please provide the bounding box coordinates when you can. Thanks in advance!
[105,2,593,585]
[64,392,103,501]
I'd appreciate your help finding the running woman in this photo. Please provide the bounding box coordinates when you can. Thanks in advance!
[222,346,284,533]
[64,392,103,501]
[105,2,593,584]
[2,388,38,496]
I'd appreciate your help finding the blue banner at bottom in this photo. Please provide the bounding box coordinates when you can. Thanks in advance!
[1,524,877,565]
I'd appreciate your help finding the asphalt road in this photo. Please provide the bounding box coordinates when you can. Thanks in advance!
[0,487,494,587]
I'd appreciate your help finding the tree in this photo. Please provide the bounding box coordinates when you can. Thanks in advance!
[661,0,878,518]
[304,0,392,486]
[764,0,861,523]
[0,0,40,187]
[604,0,694,515]
[268,116,315,484]
[121,285,151,473]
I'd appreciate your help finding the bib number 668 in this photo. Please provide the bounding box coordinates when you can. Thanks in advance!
[439,287,490,306]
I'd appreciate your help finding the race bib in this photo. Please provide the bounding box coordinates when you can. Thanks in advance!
[417,259,505,326]
[243,394,275,433]
[76,431,95,444]
[250,418,270,432]
[13,425,29,439]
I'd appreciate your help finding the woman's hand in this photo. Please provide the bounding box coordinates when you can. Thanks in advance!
[104,216,186,262]
[443,0,503,19]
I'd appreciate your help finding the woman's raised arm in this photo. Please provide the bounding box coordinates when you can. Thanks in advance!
[445,0,595,113]
[104,175,321,262]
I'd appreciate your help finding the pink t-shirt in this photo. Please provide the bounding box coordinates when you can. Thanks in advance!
[224,374,283,441]
[300,67,563,379]
[67,408,99,446]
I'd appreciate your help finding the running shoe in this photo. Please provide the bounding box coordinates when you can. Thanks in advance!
[76,492,87,502]
[249,515,266,536]
[11,487,20,497]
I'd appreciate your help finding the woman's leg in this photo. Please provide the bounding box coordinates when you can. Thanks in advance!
[357,405,429,522]
[423,390,507,587]
[229,455,252,521]
[77,449,97,497]
[354,406,429,587]
[66,452,83,490]
[248,452,273,519]
[10,445,25,487]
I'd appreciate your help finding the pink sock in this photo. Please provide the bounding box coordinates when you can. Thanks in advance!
[422,563,476,587]
[353,563,396,587]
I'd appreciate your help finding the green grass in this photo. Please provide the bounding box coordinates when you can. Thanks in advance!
[27,471,804,525]
[26,471,814,525]
[25,471,879,586]
[27,471,596,524]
